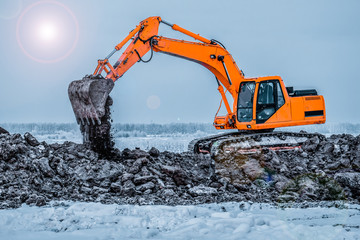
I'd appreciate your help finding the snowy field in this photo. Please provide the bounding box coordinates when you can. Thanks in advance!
[1,123,360,240]
[0,201,359,240]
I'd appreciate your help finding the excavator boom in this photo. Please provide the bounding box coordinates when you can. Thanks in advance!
[68,16,241,129]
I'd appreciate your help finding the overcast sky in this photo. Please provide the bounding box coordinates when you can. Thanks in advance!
[0,0,359,124]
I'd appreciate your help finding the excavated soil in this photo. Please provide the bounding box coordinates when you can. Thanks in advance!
[0,129,360,209]
[80,97,116,158]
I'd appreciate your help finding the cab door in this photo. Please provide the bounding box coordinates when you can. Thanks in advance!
[255,80,286,124]
[237,81,256,123]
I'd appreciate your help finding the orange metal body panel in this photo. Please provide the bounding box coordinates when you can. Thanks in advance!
[93,16,326,131]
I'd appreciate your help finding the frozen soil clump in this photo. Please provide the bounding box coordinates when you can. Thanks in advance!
[0,130,359,209]
[80,97,117,159]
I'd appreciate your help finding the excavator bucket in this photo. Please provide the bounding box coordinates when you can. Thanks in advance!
[68,75,114,125]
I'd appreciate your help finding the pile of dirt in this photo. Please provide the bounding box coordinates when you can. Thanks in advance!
[0,130,359,209]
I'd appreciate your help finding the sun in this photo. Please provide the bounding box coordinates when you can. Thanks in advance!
[38,22,57,42]
[16,1,79,63]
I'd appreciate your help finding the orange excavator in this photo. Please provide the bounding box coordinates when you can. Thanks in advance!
[68,16,326,156]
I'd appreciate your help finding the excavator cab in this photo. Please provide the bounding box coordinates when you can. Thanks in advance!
[236,80,282,125]
[214,76,325,131]
[231,77,325,131]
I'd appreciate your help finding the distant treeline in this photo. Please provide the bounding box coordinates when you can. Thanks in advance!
[1,122,360,136]
[283,122,360,135]
[2,123,79,134]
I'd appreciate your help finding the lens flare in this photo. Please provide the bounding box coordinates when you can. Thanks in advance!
[16,1,79,63]
[0,0,22,20]
[147,95,161,110]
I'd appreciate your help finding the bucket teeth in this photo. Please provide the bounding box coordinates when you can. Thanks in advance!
[68,76,114,125]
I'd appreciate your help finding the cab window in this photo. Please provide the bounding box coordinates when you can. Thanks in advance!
[237,81,255,122]
[256,80,285,123]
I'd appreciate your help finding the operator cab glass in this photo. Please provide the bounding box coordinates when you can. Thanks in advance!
[256,80,285,123]
[237,82,255,122]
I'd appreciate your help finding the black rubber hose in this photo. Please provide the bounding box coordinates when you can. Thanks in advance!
[135,36,155,63]
[211,39,226,49]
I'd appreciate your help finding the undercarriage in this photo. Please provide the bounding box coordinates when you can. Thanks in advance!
[189,131,325,159]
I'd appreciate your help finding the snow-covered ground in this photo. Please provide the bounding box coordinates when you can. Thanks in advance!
[0,201,359,240]
[1,123,360,239]
[113,132,211,153]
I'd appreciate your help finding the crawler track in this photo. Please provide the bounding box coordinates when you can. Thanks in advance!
[189,131,325,158]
